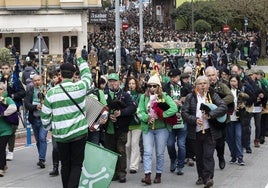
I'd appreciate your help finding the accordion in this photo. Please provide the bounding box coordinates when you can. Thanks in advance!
[85,96,109,131]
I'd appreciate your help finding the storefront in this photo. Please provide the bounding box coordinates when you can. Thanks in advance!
[0,12,88,59]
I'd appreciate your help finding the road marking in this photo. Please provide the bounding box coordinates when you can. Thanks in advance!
[14,140,52,151]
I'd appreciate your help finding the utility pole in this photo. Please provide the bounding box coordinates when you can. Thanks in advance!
[115,0,121,71]
[191,0,194,33]
[139,0,144,52]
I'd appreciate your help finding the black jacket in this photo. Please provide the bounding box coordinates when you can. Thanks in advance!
[24,85,39,125]
[182,90,227,141]
[105,88,137,133]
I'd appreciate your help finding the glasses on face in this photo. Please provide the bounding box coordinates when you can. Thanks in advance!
[148,85,158,88]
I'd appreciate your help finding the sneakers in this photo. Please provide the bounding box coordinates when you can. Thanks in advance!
[229,158,237,164]
[170,159,177,172]
[37,160,46,168]
[6,152,13,161]
[236,158,245,166]
[175,167,184,175]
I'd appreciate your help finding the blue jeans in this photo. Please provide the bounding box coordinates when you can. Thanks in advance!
[142,128,169,174]
[226,121,243,159]
[167,124,187,168]
[32,118,48,161]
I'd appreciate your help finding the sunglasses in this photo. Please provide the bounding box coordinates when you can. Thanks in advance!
[148,85,158,88]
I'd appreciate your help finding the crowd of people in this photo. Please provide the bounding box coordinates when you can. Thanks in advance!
[0,28,268,188]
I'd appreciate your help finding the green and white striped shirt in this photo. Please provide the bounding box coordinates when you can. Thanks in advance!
[41,58,92,142]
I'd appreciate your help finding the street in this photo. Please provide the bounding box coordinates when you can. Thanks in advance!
[1,124,268,188]
[2,65,268,188]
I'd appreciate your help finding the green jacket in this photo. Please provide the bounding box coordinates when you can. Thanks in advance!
[0,97,16,137]
[137,92,177,133]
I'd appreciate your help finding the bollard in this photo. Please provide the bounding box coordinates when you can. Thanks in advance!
[25,112,32,146]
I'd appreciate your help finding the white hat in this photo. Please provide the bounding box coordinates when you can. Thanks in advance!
[26,56,30,62]
[184,66,192,73]
[147,75,161,87]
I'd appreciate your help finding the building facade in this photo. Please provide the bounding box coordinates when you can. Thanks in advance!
[0,0,101,58]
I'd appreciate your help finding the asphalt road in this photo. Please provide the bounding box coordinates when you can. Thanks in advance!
[1,121,268,188]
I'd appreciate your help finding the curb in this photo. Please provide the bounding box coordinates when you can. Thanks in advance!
[15,128,32,139]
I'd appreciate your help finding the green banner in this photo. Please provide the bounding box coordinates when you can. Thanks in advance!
[79,142,119,188]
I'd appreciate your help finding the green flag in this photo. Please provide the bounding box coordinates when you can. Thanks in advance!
[79,142,119,188]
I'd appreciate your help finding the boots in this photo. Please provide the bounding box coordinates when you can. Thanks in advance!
[153,173,161,184]
[141,173,151,185]
[49,164,59,177]
[254,139,260,148]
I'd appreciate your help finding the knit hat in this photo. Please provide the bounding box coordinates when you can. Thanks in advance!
[168,69,181,77]
[256,69,265,76]
[184,66,192,73]
[60,63,76,73]
[108,73,119,81]
[245,69,256,76]
[147,75,161,87]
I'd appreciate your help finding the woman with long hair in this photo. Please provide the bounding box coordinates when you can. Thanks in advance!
[125,76,143,174]
[226,74,245,165]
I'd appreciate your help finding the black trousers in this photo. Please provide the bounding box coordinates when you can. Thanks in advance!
[105,132,127,178]
[193,129,216,182]
[57,136,86,188]
[51,137,60,165]
[215,128,226,160]
[186,137,196,159]
[0,135,10,170]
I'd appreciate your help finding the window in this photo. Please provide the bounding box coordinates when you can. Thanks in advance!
[5,37,20,55]
[62,36,78,52]
[71,36,78,48]
[63,36,69,53]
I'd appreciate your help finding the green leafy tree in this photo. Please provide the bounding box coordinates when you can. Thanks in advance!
[195,19,211,32]
[216,0,268,57]
[170,2,192,30]
[0,47,11,66]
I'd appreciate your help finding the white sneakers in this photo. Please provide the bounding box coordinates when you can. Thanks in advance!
[6,152,14,161]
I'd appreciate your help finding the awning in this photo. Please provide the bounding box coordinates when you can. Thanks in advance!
[0,14,82,33]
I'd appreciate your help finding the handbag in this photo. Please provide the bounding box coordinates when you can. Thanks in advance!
[0,102,19,126]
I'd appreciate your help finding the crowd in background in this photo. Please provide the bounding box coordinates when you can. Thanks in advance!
[1,28,268,188]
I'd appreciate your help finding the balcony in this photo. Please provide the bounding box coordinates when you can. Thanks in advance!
[5,0,41,10]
